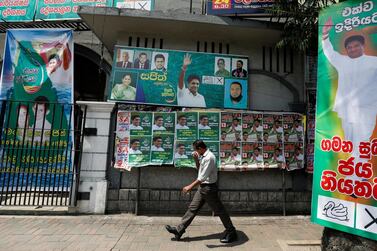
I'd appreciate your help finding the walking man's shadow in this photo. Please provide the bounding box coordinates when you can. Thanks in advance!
[179,230,249,248]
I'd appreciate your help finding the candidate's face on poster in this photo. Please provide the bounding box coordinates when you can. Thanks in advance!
[345,40,364,59]
[47,57,60,75]
[177,145,185,155]
[122,51,130,61]
[131,141,140,150]
[139,54,147,63]
[34,103,47,121]
[152,53,168,70]
[178,116,187,126]
[18,105,28,128]
[188,78,200,95]
[243,133,248,141]
[122,75,132,87]
[154,138,162,147]
[230,83,242,99]
[132,117,140,126]
[200,116,209,126]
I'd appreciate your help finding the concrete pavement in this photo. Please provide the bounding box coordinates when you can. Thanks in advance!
[0,214,323,251]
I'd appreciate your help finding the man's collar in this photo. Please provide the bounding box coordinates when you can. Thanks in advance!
[202,149,210,157]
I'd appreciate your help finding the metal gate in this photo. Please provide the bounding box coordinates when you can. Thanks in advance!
[0,100,86,206]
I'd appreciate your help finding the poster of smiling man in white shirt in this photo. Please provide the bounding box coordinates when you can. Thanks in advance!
[176,112,198,141]
[177,53,206,108]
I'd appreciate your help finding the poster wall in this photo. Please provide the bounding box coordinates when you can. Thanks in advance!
[114,110,305,171]
[109,46,249,110]
[311,0,377,241]
[0,29,74,187]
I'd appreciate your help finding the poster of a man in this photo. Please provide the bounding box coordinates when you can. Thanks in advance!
[224,80,247,109]
[129,139,142,155]
[174,144,188,159]
[151,136,165,152]
[152,52,168,72]
[322,17,377,159]
[178,53,206,107]
[214,57,231,77]
[133,51,150,69]
[231,59,248,78]
[176,114,189,130]
[152,115,166,131]
[198,115,211,130]
[129,115,143,130]
[116,49,134,68]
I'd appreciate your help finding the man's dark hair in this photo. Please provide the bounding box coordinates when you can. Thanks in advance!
[34,96,50,110]
[243,131,248,135]
[231,81,242,90]
[48,54,60,62]
[154,54,165,61]
[130,139,140,145]
[232,147,239,151]
[193,140,207,150]
[199,115,208,121]
[233,118,239,122]
[178,115,186,120]
[236,60,243,65]
[263,132,268,136]
[344,35,365,48]
[187,74,200,83]
[217,58,225,64]
[154,115,163,122]
[176,143,185,148]
[131,115,140,121]
[153,136,162,142]
[139,52,147,58]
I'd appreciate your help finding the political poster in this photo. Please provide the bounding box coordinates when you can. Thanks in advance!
[207,0,274,16]
[35,0,113,20]
[115,110,305,172]
[283,114,304,142]
[198,112,219,141]
[0,29,74,187]
[263,113,283,143]
[311,0,377,241]
[109,46,249,109]
[0,0,36,22]
[176,112,198,141]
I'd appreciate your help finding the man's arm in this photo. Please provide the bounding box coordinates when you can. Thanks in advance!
[179,53,192,90]
[183,179,202,194]
[322,17,345,69]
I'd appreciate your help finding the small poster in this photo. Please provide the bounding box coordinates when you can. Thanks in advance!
[152,112,175,134]
[263,142,284,168]
[198,112,220,141]
[220,112,242,142]
[176,112,198,141]
[150,134,174,164]
[130,112,152,136]
[173,141,195,168]
[242,142,263,169]
[220,141,242,170]
[284,142,304,171]
[263,114,283,143]
[283,114,304,142]
[128,136,151,167]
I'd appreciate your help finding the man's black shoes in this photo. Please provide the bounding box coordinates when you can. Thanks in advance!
[220,230,238,243]
[165,225,184,241]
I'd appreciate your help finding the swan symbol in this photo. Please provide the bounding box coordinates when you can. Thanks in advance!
[323,201,349,221]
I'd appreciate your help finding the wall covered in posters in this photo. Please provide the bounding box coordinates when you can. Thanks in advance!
[109,46,249,110]
[0,29,74,187]
[114,110,305,171]
[312,0,377,241]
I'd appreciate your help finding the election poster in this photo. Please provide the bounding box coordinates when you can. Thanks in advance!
[0,0,36,22]
[109,46,249,109]
[115,110,305,172]
[173,141,195,168]
[263,113,283,143]
[311,0,377,241]
[220,112,242,142]
[283,114,304,142]
[207,0,274,16]
[129,112,152,136]
[0,29,74,187]
[176,112,198,141]
[35,0,113,20]
[242,142,263,169]
[128,136,151,167]
[198,112,219,141]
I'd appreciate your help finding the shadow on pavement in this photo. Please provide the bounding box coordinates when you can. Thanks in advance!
[180,230,249,248]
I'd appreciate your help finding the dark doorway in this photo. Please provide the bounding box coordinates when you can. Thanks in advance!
[74,44,111,101]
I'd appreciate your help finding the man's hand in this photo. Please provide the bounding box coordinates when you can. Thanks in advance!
[192,151,199,160]
[183,53,192,67]
[322,17,333,40]
[182,185,192,194]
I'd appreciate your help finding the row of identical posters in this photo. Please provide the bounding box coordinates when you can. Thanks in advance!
[0,29,74,188]
[311,0,377,241]
[114,110,305,171]
[109,46,249,110]
[0,0,154,22]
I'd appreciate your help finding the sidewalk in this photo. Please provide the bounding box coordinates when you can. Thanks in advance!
[0,214,323,251]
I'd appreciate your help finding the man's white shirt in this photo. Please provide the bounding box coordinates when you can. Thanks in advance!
[176,124,189,130]
[198,124,211,130]
[174,153,188,159]
[130,124,143,130]
[152,125,166,131]
[129,148,142,154]
[151,145,165,151]
[178,87,206,107]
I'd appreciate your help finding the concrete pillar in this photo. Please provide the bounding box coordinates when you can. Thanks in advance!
[73,101,115,214]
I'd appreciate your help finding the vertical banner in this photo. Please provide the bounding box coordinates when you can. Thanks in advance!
[0,29,74,187]
[312,0,377,241]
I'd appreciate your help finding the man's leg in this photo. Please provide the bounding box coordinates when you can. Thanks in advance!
[176,187,205,234]
[204,186,235,233]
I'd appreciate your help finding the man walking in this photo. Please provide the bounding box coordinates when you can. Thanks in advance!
[165,140,237,243]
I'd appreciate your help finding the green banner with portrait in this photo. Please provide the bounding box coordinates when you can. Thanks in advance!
[109,46,249,110]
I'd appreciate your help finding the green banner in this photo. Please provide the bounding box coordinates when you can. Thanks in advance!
[35,0,113,20]
[130,112,152,136]
[129,136,151,167]
[0,0,36,22]
[174,140,195,168]
[150,134,174,164]
[198,112,220,141]
[109,46,249,109]
[312,0,377,241]
[176,112,198,141]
